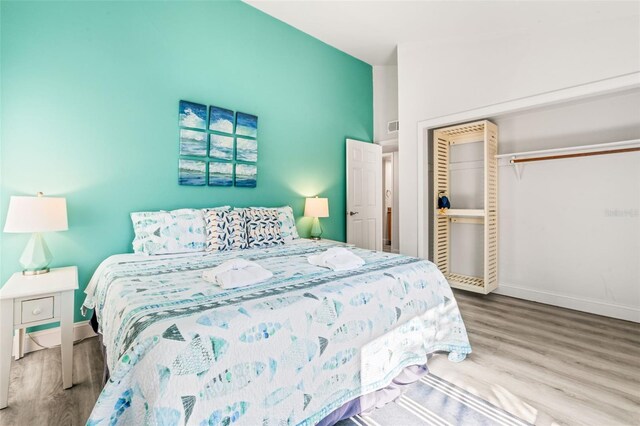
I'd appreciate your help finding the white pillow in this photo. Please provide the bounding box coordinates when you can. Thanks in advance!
[131,208,206,255]
[247,206,299,241]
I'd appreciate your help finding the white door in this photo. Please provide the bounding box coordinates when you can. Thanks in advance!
[346,139,382,251]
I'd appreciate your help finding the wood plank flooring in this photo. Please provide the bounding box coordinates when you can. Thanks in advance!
[0,335,103,426]
[430,292,640,426]
[0,292,638,425]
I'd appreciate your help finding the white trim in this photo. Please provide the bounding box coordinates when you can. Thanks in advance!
[494,284,640,323]
[13,321,96,357]
[415,72,640,260]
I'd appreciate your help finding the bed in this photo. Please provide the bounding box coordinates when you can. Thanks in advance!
[82,239,471,425]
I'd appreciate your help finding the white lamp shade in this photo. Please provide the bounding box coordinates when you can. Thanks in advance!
[3,195,68,233]
[304,197,329,218]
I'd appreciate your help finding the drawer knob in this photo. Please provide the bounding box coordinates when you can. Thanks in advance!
[32,307,42,315]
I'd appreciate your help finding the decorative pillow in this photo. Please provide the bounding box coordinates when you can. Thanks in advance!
[203,208,247,251]
[245,208,285,248]
[249,206,299,241]
[131,208,206,255]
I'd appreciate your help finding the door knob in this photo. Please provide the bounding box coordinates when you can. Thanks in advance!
[349,211,359,216]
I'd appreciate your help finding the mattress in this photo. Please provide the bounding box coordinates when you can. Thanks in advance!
[83,239,471,425]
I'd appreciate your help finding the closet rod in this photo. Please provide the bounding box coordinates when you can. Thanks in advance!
[510,147,640,164]
[496,138,640,159]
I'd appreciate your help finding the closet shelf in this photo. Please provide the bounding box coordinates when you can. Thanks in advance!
[445,273,486,294]
[437,209,484,217]
[496,139,640,180]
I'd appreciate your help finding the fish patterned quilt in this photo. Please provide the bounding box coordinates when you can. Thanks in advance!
[82,240,471,425]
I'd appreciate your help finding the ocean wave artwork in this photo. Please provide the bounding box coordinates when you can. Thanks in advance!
[179,159,206,186]
[179,129,207,157]
[209,162,233,186]
[209,106,234,134]
[179,100,207,130]
[236,112,258,138]
[235,163,257,188]
[209,134,234,161]
[236,137,257,163]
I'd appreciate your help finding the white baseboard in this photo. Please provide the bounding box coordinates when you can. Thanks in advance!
[13,321,97,357]
[495,283,640,323]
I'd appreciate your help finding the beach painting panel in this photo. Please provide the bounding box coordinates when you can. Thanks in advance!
[209,134,234,161]
[235,163,257,188]
[179,159,206,186]
[179,129,207,157]
[179,100,207,130]
[235,112,258,138]
[236,137,257,163]
[209,162,233,186]
[209,106,234,134]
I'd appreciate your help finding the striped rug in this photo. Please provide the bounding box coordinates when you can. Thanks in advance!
[336,374,532,426]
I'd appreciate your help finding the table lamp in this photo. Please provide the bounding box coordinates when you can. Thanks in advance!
[304,196,329,240]
[3,192,68,275]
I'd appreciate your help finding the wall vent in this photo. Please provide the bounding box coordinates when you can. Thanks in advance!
[387,120,399,134]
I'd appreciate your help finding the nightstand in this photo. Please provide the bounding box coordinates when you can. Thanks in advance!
[0,266,78,409]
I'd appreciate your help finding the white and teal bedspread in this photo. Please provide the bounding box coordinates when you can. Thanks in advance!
[83,240,471,425]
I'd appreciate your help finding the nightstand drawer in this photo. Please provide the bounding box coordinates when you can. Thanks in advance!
[21,297,55,324]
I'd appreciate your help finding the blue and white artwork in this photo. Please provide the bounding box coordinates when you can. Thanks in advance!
[209,106,234,134]
[179,159,206,186]
[209,162,233,187]
[209,134,234,161]
[236,137,257,163]
[235,112,258,138]
[235,163,257,188]
[179,129,207,157]
[179,100,207,130]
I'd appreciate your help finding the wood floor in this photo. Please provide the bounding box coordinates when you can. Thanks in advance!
[0,292,638,426]
[430,292,640,426]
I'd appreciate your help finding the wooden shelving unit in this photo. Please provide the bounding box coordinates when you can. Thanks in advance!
[433,120,498,294]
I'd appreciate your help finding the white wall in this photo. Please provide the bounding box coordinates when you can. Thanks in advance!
[398,12,640,256]
[373,65,398,143]
[374,65,400,251]
[397,9,640,320]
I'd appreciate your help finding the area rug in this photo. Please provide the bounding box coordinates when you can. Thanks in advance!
[335,374,532,426]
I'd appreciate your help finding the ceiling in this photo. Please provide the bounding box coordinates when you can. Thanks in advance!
[244,1,638,66]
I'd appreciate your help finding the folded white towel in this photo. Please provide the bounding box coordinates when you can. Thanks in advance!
[308,247,365,271]
[202,259,273,289]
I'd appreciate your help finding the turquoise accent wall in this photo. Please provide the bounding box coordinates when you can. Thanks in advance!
[0,1,373,325]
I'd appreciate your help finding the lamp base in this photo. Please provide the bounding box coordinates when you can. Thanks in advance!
[310,217,323,239]
[19,233,53,275]
[22,268,50,276]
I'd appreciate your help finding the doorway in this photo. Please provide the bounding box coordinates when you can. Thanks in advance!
[382,151,399,253]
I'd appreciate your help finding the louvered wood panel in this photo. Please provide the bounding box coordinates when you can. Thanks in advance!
[433,132,450,275]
